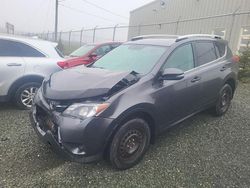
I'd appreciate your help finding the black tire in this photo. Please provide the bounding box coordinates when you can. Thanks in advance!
[109,118,151,170]
[14,82,41,110]
[213,84,233,116]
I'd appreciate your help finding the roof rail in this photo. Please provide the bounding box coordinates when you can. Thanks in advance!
[131,34,179,41]
[176,34,222,42]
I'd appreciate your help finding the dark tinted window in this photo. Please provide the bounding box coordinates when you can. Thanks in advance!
[195,42,217,66]
[164,44,195,71]
[0,39,45,57]
[215,42,226,57]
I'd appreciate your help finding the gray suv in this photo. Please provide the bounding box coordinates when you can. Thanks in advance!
[30,34,239,170]
[0,35,64,109]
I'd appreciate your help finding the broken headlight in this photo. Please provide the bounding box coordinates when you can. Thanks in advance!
[63,103,109,119]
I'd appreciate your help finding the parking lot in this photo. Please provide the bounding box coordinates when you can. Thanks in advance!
[0,83,249,187]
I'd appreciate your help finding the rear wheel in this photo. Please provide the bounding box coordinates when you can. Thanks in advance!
[109,118,151,170]
[14,82,40,110]
[213,84,233,116]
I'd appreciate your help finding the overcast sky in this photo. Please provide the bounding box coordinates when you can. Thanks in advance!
[0,0,154,33]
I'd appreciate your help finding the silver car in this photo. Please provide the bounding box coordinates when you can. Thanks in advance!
[0,34,64,109]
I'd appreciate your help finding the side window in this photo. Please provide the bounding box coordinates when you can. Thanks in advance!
[214,42,226,57]
[0,39,45,57]
[95,45,111,56]
[164,44,195,72]
[195,42,217,66]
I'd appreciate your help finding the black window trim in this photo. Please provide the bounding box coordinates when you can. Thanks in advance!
[0,38,47,58]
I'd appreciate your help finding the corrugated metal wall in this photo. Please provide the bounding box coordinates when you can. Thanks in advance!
[128,0,250,52]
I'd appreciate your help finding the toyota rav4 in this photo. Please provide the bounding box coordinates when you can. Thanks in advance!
[30,34,239,170]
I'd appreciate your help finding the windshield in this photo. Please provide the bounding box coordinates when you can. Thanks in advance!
[70,45,96,57]
[93,44,167,75]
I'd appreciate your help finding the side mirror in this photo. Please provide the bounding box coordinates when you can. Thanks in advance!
[89,53,98,59]
[160,68,184,80]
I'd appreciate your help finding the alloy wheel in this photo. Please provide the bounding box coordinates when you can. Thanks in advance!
[20,87,38,108]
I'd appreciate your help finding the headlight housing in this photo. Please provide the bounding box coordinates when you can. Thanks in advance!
[63,103,109,119]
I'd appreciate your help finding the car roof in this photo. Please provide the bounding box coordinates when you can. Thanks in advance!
[0,34,60,58]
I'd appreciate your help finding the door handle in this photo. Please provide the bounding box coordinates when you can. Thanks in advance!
[220,66,227,71]
[191,76,201,83]
[7,63,22,67]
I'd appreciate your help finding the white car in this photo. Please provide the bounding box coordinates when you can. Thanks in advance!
[0,34,65,109]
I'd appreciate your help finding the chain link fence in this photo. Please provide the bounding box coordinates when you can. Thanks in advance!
[38,25,132,55]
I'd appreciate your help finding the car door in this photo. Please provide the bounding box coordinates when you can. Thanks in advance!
[153,43,204,127]
[0,39,26,97]
[193,41,225,106]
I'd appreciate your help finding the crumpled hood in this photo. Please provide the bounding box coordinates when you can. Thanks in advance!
[43,67,139,100]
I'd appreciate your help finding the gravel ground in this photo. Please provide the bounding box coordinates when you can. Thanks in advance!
[0,83,250,188]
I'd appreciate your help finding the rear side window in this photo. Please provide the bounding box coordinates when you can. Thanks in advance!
[195,42,217,66]
[0,39,45,57]
[215,42,226,57]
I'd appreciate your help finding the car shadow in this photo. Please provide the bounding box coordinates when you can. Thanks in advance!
[0,102,19,111]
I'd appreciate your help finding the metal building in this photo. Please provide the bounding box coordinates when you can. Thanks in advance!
[128,0,250,52]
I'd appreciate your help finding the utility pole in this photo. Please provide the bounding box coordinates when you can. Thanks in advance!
[54,0,59,41]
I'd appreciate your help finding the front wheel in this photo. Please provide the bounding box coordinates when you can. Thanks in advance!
[109,118,151,170]
[14,82,41,110]
[213,84,233,116]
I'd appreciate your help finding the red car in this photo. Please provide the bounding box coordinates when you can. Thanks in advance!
[58,42,121,69]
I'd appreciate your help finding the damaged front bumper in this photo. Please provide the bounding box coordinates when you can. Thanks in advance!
[29,91,114,163]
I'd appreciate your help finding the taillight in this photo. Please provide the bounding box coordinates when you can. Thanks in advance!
[57,61,69,69]
[232,55,240,63]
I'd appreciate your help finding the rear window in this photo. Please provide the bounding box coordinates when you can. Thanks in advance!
[0,39,45,57]
[195,41,217,66]
[215,42,226,57]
